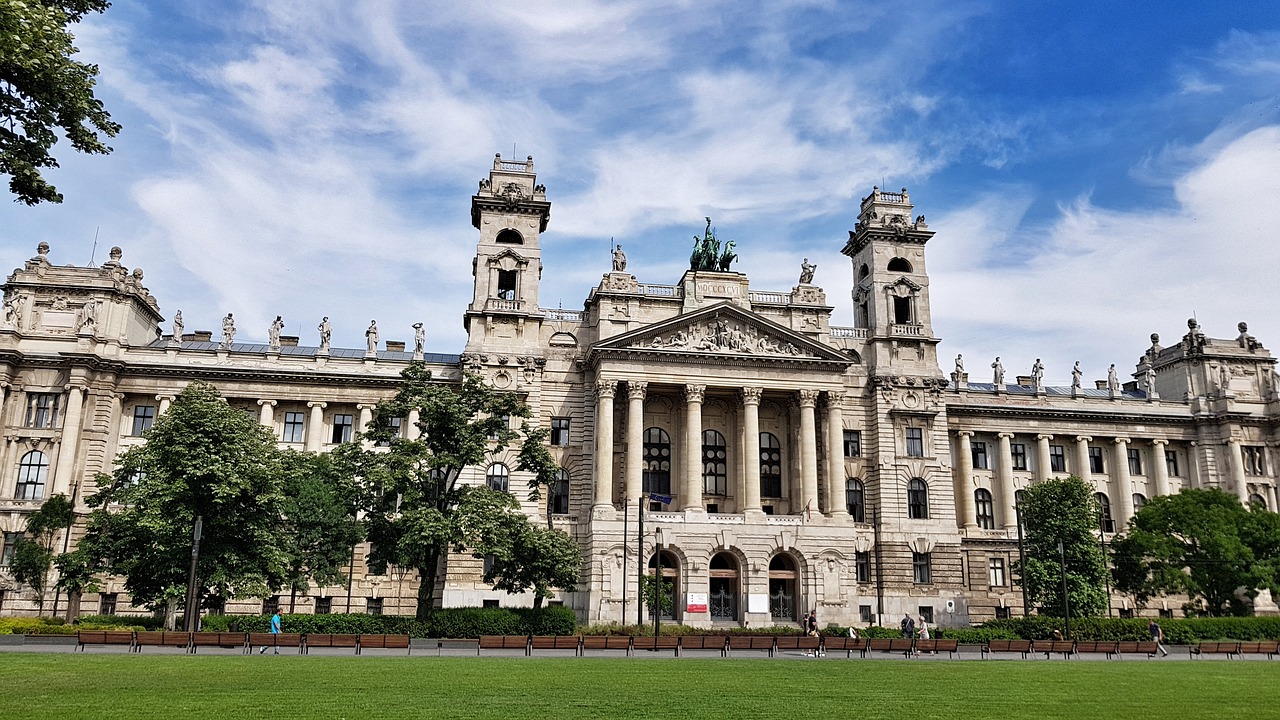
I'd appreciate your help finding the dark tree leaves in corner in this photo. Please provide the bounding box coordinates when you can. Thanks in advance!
[0,0,121,204]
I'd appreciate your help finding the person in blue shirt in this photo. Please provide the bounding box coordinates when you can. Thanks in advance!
[259,610,282,654]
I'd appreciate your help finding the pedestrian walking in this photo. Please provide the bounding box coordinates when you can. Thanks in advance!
[1149,618,1170,657]
[260,609,282,654]
[900,613,915,640]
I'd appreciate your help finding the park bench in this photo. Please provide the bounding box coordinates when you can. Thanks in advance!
[190,631,247,653]
[579,635,632,656]
[982,639,1032,659]
[76,630,135,652]
[357,634,411,655]
[1040,640,1076,659]
[247,633,304,654]
[630,635,680,656]
[303,633,359,654]
[912,639,959,658]
[725,635,775,657]
[1236,641,1278,659]
[1109,641,1160,659]
[477,635,530,656]
[865,637,914,658]
[1192,641,1240,659]
[819,636,864,658]
[134,631,192,653]
[774,635,822,657]
[1073,641,1118,657]
[675,635,726,657]
[529,635,580,656]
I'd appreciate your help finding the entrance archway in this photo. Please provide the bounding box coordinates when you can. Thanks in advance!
[709,553,740,621]
[647,551,679,620]
[768,554,798,622]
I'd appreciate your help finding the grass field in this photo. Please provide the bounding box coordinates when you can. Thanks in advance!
[5,654,1275,719]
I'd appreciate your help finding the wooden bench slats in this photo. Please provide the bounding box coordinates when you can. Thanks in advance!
[76,630,136,651]
[983,639,1032,659]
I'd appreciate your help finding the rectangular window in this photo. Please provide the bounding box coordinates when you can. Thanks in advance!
[912,552,932,584]
[843,430,862,457]
[1158,608,1173,619]
[315,597,332,615]
[989,558,1006,587]
[1011,443,1027,471]
[1,532,22,566]
[331,413,354,444]
[905,427,924,458]
[262,596,280,616]
[859,605,873,624]
[1242,446,1266,475]
[1118,608,1134,619]
[918,606,934,624]
[994,606,1011,620]
[1127,448,1143,476]
[283,412,305,443]
[971,441,988,470]
[855,551,871,584]
[99,593,118,616]
[1165,449,1180,477]
[550,417,570,446]
[25,392,59,429]
[1049,445,1066,473]
[1088,447,1105,474]
[366,597,383,616]
[482,599,500,608]
[130,405,156,436]
[376,416,403,447]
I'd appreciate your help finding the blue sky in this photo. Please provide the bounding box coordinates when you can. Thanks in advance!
[3,1,1278,385]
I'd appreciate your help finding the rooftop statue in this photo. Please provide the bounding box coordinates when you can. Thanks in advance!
[689,217,737,272]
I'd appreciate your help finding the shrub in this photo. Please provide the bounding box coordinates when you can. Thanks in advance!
[981,615,1280,642]
[76,614,165,631]
[0,618,77,635]
[195,606,577,638]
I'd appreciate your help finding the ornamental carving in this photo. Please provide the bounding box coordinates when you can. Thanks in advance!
[639,317,809,358]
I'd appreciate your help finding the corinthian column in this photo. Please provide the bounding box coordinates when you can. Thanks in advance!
[826,391,848,517]
[51,385,86,496]
[1225,438,1249,505]
[1112,438,1134,529]
[624,381,647,503]
[798,390,820,516]
[740,387,763,512]
[681,384,705,511]
[955,431,976,529]
[592,379,618,511]
[996,432,1017,529]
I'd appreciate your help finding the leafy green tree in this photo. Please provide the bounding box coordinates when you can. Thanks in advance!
[640,575,674,619]
[480,505,580,608]
[0,0,120,204]
[278,450,364,613]
[336,364,567,619]
[1017,476,1109,618]
[66,381,288,615]
[9,493,73,614]
[1110,488,1280,616]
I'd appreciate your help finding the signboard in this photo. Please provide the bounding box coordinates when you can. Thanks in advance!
[649,494,672,505]
[686,593,708,614]
[747,594,769,614]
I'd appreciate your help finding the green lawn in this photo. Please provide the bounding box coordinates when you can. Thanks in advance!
[6,654,1272,719]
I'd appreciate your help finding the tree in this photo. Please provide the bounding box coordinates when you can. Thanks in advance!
[66,381,288,616]
[1110,488,1280,616]
[278,450,364,613]
[482,510,580,608]
[640,575,674,619]
[337,363,569,619]
[1,0,120,204]
[1016,476,1109,618]
[8,493,73,614]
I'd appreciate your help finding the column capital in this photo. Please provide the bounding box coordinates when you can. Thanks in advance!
[1036,434,1054,441]
[1225,437,1242,447]
[739,386,763,405]
[356,403,376,411]
[1112,437,1131,445]
[826,390,845,405]
[307,401,327,409]
[997,431,1014,440]
[1150,438,1168,447]
[627,381,648,401]
[956,430,974,438]
[257,399,277,408]
[596,378,618,399]
[683,384,705,403]
[1076,435,1093,443]
[154,393,175,403]
[63,383,86,394]
[797,389,819,407]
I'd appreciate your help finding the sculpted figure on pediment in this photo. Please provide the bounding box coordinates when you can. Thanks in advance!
[640,317,808,357]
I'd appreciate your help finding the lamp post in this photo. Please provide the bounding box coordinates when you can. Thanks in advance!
[1015,494,1029,617]
[1058,538,1071,640]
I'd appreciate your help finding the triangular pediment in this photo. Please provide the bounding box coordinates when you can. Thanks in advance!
[486,248,529,266]
[590,302,852,364]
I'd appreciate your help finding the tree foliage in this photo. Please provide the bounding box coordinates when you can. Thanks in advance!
[1110,488,1280,616]
[277,450,363,613]
[1017,476,1109,618]
[9,493,73,613]
[65,381,288,610]
[0,0,120,204]
[335,364,574,619]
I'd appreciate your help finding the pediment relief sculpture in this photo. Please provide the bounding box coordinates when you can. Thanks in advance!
[637,317,810,358]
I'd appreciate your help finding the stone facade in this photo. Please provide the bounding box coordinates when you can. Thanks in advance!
[0,154,1276,625]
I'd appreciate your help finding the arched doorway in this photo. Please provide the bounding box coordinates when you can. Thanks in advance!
[708,553,739,621]
[647,551,679,620]
[768,554,798,622]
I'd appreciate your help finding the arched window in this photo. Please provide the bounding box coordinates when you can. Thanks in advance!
[648,551,679,620]
[1096,492,1114,533]
[759,432,782,498]
[702,430,728,496]
[974,488,995,529]
[708,553,739,621]
[550,468,570,515]
[15,450,48,500]
[642,428,671,496]
[486,463,510,492]
[907,478,929,519]
[887,257,913,272]
[1131,493,1147,513]
[1248,493,1267,510]
[495,229,524,244]
[846,478,865,522]
[858,264,870,280]
[768,554,798,622]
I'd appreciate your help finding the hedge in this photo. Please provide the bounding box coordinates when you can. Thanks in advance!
[77,614,166,631]
[982,616,1280,643]
[198,606,577,638]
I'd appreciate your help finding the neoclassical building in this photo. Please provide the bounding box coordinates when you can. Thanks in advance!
[0,155,1275,625]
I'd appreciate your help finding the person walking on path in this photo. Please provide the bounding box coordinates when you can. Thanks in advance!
[1149,618,1170,657]
[260,610,282,654]
[900,613,915,640]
